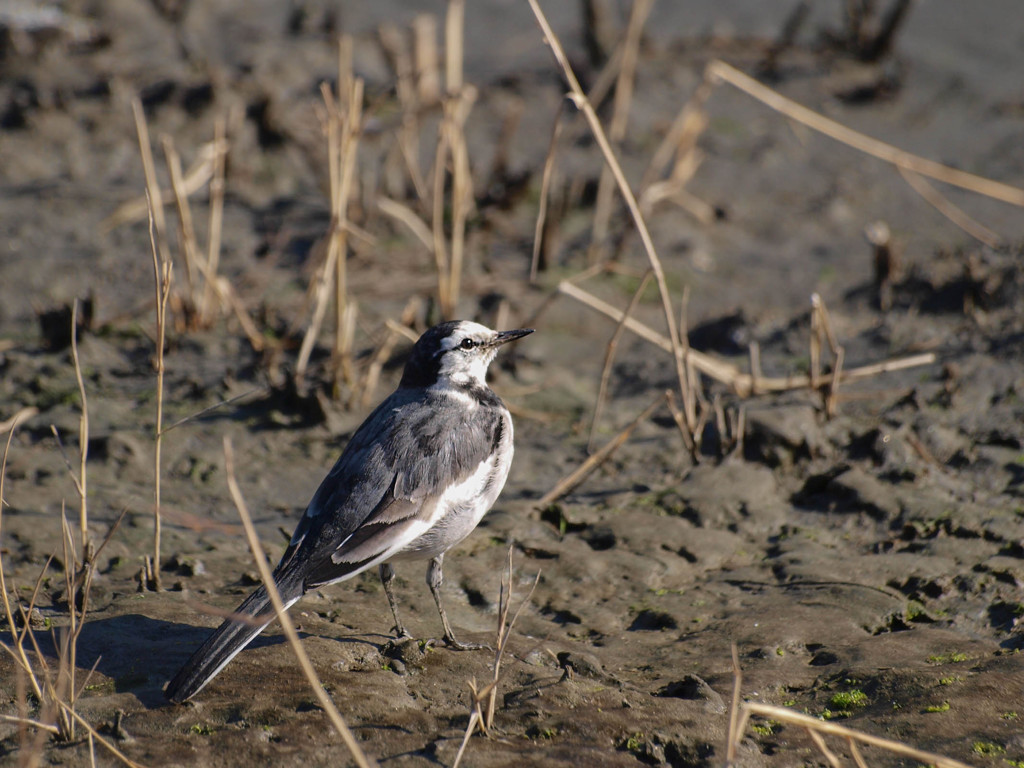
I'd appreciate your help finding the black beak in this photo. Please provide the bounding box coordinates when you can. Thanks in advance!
[490,328,534,347]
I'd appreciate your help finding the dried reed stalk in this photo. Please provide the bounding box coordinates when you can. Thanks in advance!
[0,406,38,434]
[161,135,201,312]
[589,270,652,451]
[222,437,375,768]
[445,89,475,316]
[528,0,697,447]
[897,165,1002,248]
[707,59,1024,208]
[0,416,45,703]
[735,703,973,768]
[590,0,654,258]
[380,21,428,202]
[69,301,91,563]
[145,199,170,592]
[485,549,539,730]
[377,196,435,251]
[430,54,476,316]
[56,702,147,768]
[444,0,464,96]
[201,117,227,322]
[130,98,173,269]
[295,46,364,390]
[531,103,565,282]
[537,391,667,508]
[2,416,133,761]
[559,280,935,398]
[102,139,224,231]
[639,75,715,221]
[452,549,539,768]
[413,14,440,105]
[358,298,420,408]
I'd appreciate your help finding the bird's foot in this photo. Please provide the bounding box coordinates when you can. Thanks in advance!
[391,626,414,641]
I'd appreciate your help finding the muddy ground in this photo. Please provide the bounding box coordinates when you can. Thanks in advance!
[2,1,1024,766]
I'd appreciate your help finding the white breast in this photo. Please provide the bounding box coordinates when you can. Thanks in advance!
[395,413,514,561]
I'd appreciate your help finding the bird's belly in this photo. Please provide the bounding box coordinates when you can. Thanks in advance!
[395,444,512,561]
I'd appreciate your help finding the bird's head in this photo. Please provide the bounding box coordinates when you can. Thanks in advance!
[400,320,533,390]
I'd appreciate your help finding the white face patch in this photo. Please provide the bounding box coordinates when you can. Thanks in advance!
[436,321,500,388]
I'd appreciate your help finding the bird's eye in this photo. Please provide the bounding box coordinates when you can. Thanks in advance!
[459,338,476,350]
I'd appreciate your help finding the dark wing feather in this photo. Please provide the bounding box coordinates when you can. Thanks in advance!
[274,388,503,587]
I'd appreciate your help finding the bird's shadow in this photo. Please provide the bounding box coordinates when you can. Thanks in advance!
[5,613,385,710]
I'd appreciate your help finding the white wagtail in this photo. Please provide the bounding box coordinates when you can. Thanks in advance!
[165,320,532,703]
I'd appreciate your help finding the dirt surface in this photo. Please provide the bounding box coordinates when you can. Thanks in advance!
[3,2,1024,766]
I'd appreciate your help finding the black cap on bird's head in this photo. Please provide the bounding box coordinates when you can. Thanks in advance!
[400,321,533,389]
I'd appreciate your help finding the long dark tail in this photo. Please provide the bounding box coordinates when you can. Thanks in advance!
[165,576,303,703]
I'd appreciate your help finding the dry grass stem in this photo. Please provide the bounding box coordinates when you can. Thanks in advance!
[56,702,147,768]
[638,76,713,224]
[448,90,477,317]
[223,437,376,768]
[725,649,974,768]
[748,342,762,393]
[378,196,435,251]
[430,81,477,318]
[2,413,132,760]
[385,318,422,344]
[201,117,227,321]
[160,387,265,436]
[296,58,364,390]
[451,679,493,768]
[444,0,464,96]
[640,74,712,192]
[145,198,170,592]
[725,643,743,766]
[0,406,38,435]
[0,714,60,735]
[161,135,201,311]
[897,165,1002,248]
[827,346,845,417]
[213,278,265,352]
[485,549,539,729]
[528,0,694,446]
[413,14,440,104]
[452,548,539,768]
[102,138,225,231]
[537,391,667,508]
[332,39,362,393]
[738,703,974,768]
[849,738,869,768]
[590,0,654,256]
[69,301,91,563]
[585,44,624,112]
[530,103,565,282]
[358,325,401,408]
[0,417,49,707]
[589,270,652,452]
[707,59,1024,208]
[558,280,935,399]
[131,98,172,268]
[358,299,419,407]
[379,21,428,203]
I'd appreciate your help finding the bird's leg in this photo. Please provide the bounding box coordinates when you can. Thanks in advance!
[426,555,486,651]
[379,562,412,640]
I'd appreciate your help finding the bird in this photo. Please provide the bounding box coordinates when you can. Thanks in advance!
[165,320,533,703]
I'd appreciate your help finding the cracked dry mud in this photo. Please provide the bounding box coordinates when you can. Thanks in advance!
[2,2,1024,767]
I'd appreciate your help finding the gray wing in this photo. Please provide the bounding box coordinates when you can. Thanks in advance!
[274,388,504,588]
